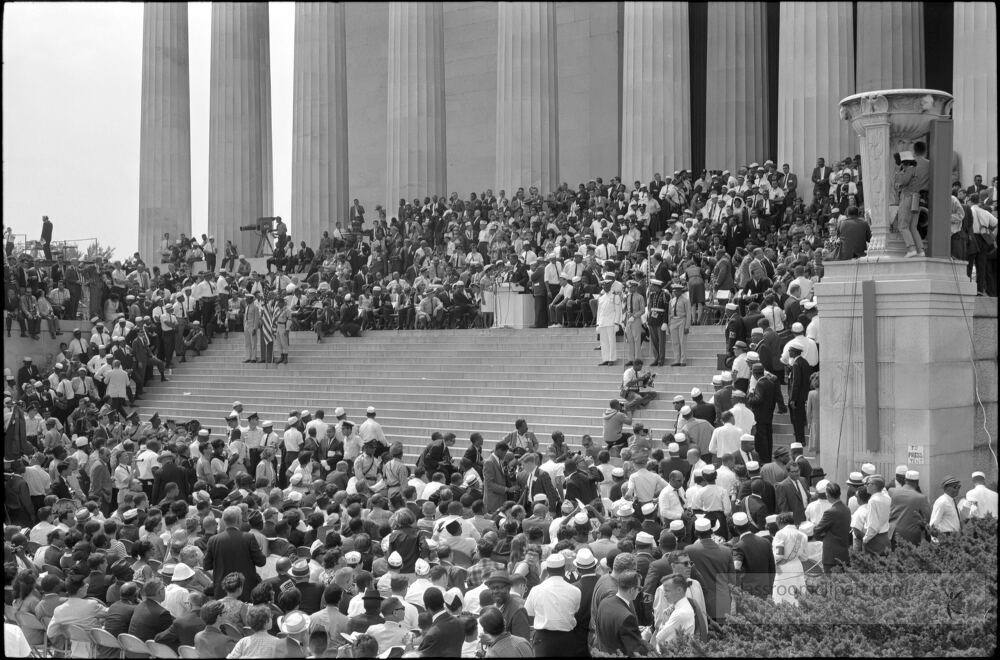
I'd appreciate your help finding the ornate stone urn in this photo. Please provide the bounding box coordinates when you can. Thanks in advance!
[839,89,954,258]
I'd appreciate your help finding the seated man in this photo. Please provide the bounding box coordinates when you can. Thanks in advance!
[448,283,477,329]
[312,299,339,341]
[415,291,445,329]
[621,359,657,411]
[178,321,208,362]
[340,295,363,338]
[547,275,574,327]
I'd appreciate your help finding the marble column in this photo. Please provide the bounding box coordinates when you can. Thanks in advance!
[777,2,855,188]
[256,5,274,217]
[621,2,690,185]
[292,2,349,248]
[856,2,924,91]
[704,2,769,170]
[138,3,191,267]
[952,2,998,183]
[495,1,559,195]
[208,2,270,256]
[386,2,446,212]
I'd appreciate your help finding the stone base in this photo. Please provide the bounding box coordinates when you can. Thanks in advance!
[815,257,981,498]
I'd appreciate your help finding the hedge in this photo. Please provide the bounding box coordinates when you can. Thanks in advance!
[598,518,997,657]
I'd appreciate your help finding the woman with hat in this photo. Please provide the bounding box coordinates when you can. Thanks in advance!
[385,509,428,581]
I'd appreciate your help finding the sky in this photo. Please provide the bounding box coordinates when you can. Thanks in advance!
[3,2,296,259]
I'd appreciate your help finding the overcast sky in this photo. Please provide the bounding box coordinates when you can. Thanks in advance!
[3,2,295,259]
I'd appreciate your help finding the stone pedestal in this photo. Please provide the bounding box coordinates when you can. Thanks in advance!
[777,2,854,185]
[621,2,690,184]
[952,2,998,183]
[208,2,272,256]
[292,2,349,248]
[815,258,978,498]
[839,89,953,259]
[856,2,925,91]
[386,2,447,212]
[138,2,191,267]
[704,1,769,169]
[495,1,559,195]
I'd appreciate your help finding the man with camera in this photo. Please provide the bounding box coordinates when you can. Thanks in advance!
[621,359,656,411]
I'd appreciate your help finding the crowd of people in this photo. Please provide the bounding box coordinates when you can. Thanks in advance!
[3,155,998,658]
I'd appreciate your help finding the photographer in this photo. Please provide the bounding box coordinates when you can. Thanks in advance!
[621,359,657,411]
[893,149,927,258]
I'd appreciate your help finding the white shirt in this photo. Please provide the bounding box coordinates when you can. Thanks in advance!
[805,498,832,526]
[689,483,731,514]
[960,484,998,519]
[806,316,819,343]
[708,423,743,458]
[728,404,756,436]
[716,465,739,501]
[864,490,892,541]
[135,448,158,480]
[658,484,686,521]
[524,575,581,631]
[283,427,303,452]
[163,583,192,618]
[929,493,962,533]
[655,595,695,650]
[305,419,329,441]
[359,417,387,445]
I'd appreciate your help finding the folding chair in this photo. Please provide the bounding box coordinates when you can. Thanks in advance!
[15,611,51,658]
[219,622,243,641]
[146,641,180,659]
[90,627,124,660]
[118,632,152,658]
[178,646,199,659]
[4,603,16,622]
[67,624,97,658]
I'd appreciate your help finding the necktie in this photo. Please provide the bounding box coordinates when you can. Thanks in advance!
[797,481,808,508]
[676,488,686,508]
[673,299,678,317]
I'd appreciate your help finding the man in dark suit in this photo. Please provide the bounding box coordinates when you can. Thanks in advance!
[747,362,782,463]
[516,453,560,510]
[416,587,465,657]
[203,506,266,601]
[154,592,205,650]
[888,471,931,547]
[530,260,548,327]
[836,206,872,260]
[774,462,809,525]
[593,570,650,656]
[690,389,717,426]
[685,519,736,621]
[813,482,852,572]
[128,579,174,640]
[754,319,785,382]
[483,442,512,512]
[151,451,189,505]
[778,163,798,200]
[731,513,776,598]
[659,443,691,482]
[733,435,760,469]
[104,582,140,637]
[569,549,600,656]
[787,346,810,444]
[811,157,831,199]
[642,531,677,603]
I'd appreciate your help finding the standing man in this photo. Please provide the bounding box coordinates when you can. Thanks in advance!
[813,482,852,572]
[483,442,512,513]
[622,280,646,364]
[960,471,998,519]
[593,570,649,656]
[929,475,964,537]
[530,259,549,328]
[774,462,809,525]
[595,279,618,366]
[731,511,775,598]
[685,518,735,622]
[811,157,831,199]
[888,470,931,547]
[786,346,810,446]
[666,283,691,367]
[41,215,54,260]
[272,297,290,365]
[646,279,667,366]
[203,506,266,600]
[524,553,581,657]
[242,294,261,363]
[863,475,892,554]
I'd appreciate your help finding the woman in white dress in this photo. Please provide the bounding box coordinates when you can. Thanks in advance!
[772,512,809,604]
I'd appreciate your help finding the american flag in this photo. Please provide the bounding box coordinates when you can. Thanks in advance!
[261,300,274,344]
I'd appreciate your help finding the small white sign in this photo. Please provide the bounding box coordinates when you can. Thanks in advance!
[907,445,925,464]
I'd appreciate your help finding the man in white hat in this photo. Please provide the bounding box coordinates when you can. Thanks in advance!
[685,517,735,621]
[959,471,997,519]
[524,552,582,655]
[666,282,692,366]
[805,479,834,526]
[730,511,775,598]
[886,470,931,546]
[595,277,622,366]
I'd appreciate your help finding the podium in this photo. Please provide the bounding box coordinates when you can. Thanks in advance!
[492,284,535,329]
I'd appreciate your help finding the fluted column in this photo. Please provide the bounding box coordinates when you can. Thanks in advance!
[704,2,769,170]
[856,2,924,91]
[777,2,855,184]
[208,2,270,256]
[292,3,349,248]
[138,3,191,267]
[495,1,559,195]
[621,2,690,184]
[256,5,273,217]
[953,2,998,183]
[386,2,446,212]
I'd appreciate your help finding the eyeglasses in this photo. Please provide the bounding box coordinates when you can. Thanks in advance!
[673,561,691,566]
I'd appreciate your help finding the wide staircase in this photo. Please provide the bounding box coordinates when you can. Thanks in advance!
[137,326,795,463]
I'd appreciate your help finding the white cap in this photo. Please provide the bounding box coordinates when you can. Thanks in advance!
[692,468,703,478]
[288,491,303,503]
[895,465,908,476]
[680,405,692,416]
[765,514,778,524]
[366,406,376,414]
[745,460,760,471]
[300,410,310,417]
[694,518,712,533]
[334,407,346,417]
[861,463,877,476]
[711,376,723,385]
[612,467,625,478]
[701,465,716,476]
[387,552,403,568]
[640,502,656,516]
[720,372,733,382]
[746,351,760,362]
[636,531,655,545]
[616,504,634,518]
[288,416,298,424]
[905,470,920,481]
[740,433,755,444]
[232,401,242,407]
[289,472,304,486]
[344,551,362,566]
[732,512,750,527]
[672,395,685,403]
[690,388,701,398]
[791,322,804,333]
[816,479,830,494]
[674,432,687,442]
[573,511,589,525]
[790,442,803,450]
[227,411,239,419]
[544,553,566,569]
[667,442,680,454]
[415,559,430,577]
[533,494,548,503]
[971,471,986,480]
[669,520,685,532]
